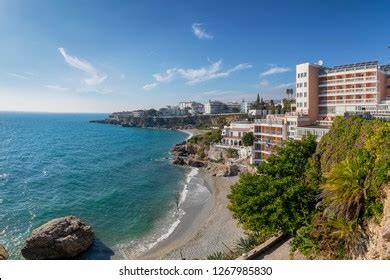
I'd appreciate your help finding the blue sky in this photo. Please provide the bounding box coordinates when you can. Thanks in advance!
[0,0,389,113]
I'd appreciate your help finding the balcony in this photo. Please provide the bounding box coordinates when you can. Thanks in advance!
[318,98,377,105]
[319,87,377,96]
[319,76,377,87]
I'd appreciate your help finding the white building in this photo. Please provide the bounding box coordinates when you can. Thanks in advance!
[204,100,226,114]
[221,121,254,147]
[179,101,204,114]
[226,101,241,113]
[158,106,188,116]
[241,100,254,113]
[132,110,145,118]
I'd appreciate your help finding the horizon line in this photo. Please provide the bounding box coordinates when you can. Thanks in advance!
[0,110,110,114]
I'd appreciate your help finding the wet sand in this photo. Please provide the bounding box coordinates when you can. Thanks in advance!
[139,169,243,260]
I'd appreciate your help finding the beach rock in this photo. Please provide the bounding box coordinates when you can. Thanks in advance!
[0,244,9,260]
[225,165,239,177]
[173,156,186,165]
[21,216,94,260]
[188,159,206,167]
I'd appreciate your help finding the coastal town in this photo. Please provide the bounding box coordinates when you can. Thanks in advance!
[2,2,390,277]
[88,59,390,260]
[100,60,390,166]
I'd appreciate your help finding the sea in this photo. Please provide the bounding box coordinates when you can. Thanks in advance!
[0,112,204,259]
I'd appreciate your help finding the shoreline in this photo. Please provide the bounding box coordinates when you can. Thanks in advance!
[138,168,243,260]
[107,127,243,260]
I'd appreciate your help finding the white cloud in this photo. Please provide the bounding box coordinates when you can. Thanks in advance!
[259,80,270,87]
[179,60,252,84]
[143,60,252,90]
[273,82,294,89]
[45,85,68,91]
[58,47,107,86]
[260,65,291,77]
[7,72,30,80]
[192,23,213,40]
[152,69,177,83]
[142,83,158,91]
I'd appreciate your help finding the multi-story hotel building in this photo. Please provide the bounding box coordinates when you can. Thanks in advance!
[252,60,390,163]
[296,61,390,123]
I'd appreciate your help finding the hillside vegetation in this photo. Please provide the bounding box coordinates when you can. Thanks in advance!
[229,116,390,259]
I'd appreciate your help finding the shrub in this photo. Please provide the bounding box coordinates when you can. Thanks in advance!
[206,251,232,260]
[226,148,238,158]
[242,132,254,147]
[228,135,318,235]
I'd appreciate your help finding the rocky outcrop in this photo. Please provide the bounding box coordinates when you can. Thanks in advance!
[0,244,9,260]
[21,216,94,260]
[207,163,240,177]
[173,157,186,165]
[188,158,206,167]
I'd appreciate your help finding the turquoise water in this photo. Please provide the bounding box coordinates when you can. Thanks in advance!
[0,112,189,259]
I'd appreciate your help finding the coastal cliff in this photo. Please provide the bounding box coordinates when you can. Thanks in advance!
[91,114,248,130]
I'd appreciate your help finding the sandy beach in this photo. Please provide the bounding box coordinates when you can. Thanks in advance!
[138,169,244,260]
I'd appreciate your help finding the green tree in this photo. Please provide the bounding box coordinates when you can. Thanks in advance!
[241,132,254,147]
[260,98,265,111]
[253,94,261,110]
[282,98,292,113]
[268,99,276,114]
[276,104,282,114]
[228,135,318,235]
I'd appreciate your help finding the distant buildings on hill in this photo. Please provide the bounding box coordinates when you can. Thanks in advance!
[111,98,288,119]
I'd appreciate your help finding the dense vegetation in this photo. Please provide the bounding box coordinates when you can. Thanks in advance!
[228,135,318,236]
[242,132,254,146]
[187,129,222,159]
[228,116,389,259]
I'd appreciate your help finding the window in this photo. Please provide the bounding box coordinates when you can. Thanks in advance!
[304,92,307,97]
[298,73,301,78]
[304,72,307,77]
[304,82,307,87]
[304,102,307,107]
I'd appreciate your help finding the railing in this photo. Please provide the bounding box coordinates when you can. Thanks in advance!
[295,127,330,138]
[254,119,284,125]
[319,98,377,105]
[319,87,377,95]
[319,76,377,86]
[319,65,378,76]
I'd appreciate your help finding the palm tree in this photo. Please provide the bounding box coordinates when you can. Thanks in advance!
[319,153,370,220]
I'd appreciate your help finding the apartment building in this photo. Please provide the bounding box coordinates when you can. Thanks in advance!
[252,114,314,163]
[221,121,254,147]
[226,101,241,113]
[204,100,226,114]
[296,61,390,123]
[178,101,205,114]
[252,60,390,164]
